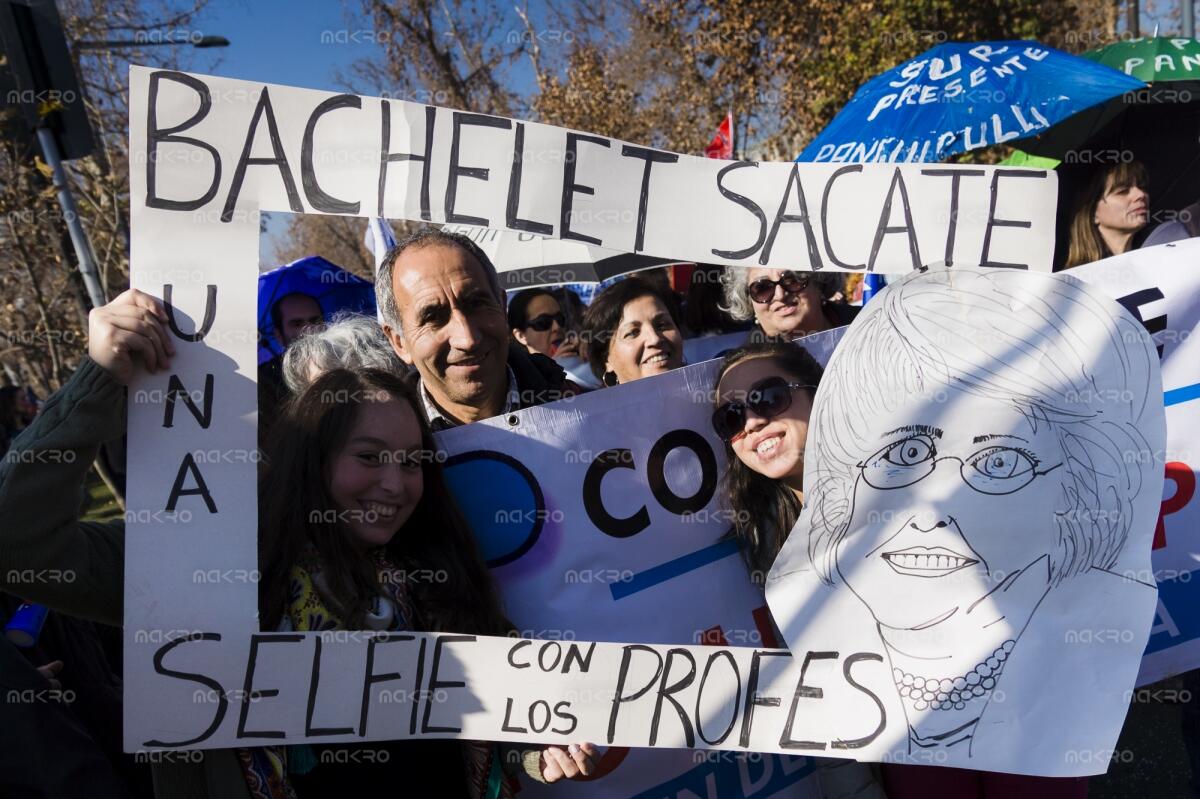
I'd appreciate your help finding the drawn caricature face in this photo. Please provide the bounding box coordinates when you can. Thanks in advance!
[835,383,1066,632]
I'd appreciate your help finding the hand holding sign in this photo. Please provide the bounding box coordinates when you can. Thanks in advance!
[88,288,175,383]
[540,742,597,782]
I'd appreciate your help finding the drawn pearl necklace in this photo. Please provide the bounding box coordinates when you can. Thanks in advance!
[892,639,1015,711]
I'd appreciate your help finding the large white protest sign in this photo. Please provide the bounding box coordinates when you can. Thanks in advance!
[126,627,899,760]
[1071,240,1200,686]
[121,62,1062,770]
[130,67,1057,273]
[120,332,884,766]
[766,266,1166,776]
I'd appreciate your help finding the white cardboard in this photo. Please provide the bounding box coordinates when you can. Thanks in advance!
[766,266,1167,776]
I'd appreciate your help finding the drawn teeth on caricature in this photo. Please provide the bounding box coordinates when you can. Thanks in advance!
[882,546,979,577]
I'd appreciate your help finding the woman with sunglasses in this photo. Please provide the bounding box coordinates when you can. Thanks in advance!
[508,288,603,389]
[508,289,578,359]
[712,343,886,799]
[720,268,855,340]
[711,341,823,582]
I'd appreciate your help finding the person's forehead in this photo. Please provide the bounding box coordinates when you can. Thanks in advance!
[350,395,422,441]
[718,356,781,398]
[747,266,785,281]
[618,293,667,323]
[868,384,1039,444]
[526,294,560,315]
[279,294,321,317]
[1104,173,1141,193]
[393,243,489,304]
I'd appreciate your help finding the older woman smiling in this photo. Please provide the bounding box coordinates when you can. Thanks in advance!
[721,268,855,339]
[582,276,685,386]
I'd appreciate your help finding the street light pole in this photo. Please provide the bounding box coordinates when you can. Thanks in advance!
[36,125,105,309]
[1127,0,1140,38]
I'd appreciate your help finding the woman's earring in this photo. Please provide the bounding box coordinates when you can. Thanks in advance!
[603,371,618,387]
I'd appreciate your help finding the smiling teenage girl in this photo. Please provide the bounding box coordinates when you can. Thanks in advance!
[256,368,596,796]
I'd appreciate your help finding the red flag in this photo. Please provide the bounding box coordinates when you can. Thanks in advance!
[704,112,733,159]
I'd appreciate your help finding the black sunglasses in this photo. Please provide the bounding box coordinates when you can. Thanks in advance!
[747,272,810,304]
[712,376,814,442]
[525,312,566,332]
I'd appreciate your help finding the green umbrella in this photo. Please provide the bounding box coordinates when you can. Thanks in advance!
[999,149,1061,169]
[1081,36,1200,85]
[1017,36,1200,176]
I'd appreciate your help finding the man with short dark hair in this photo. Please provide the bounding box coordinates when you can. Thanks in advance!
[260,292,326,438]
[376,228,574,430]
[271,292,326,347]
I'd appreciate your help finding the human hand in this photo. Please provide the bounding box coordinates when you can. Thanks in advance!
[553,336,580,359]
[36,660,63,690]
[87,288,175,384]
[540,742,596,782]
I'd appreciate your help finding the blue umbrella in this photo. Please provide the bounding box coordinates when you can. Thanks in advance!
[257,256,377,364]
[796,41,1145,163]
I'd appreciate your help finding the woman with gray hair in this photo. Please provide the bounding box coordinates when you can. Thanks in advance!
[721,268,856,339]
[282,312,408,394]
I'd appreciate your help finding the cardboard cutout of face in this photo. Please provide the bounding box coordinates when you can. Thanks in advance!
[766,265,1165,770]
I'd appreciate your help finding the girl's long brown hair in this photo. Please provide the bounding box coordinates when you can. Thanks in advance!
[258,368,509,635]
[1065,161,1149,269]
[714,342,823,584]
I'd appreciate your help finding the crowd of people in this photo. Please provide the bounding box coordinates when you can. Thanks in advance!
[0,157,1197,799]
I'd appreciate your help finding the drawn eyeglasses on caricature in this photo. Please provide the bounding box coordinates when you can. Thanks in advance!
[857,429,1064,496]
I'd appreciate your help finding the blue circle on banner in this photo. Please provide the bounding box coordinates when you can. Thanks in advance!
[443,451,545,567]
